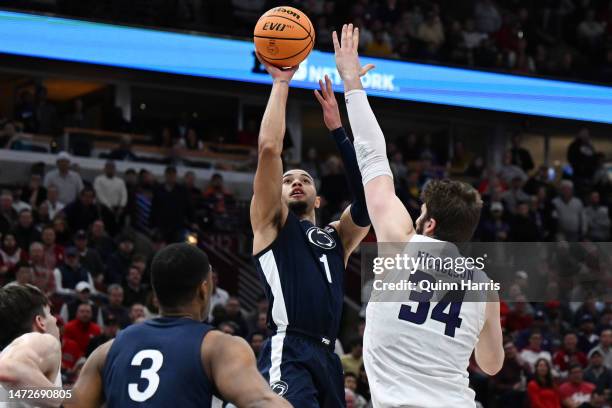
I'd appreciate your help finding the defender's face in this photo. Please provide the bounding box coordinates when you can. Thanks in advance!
[281,170,318,212]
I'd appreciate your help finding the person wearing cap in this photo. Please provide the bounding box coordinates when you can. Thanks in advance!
[43,151,84,205]
[63,302,101,356]
[93,160,127,219]
[59,281,101,323]
[584,349,612,392]
[74,229,104,280]
[86,314,119,357]
[53,246,95,297]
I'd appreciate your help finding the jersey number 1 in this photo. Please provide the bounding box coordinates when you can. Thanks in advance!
[319,254,332,283]
[398,270,464,338]
[128,349,163,402]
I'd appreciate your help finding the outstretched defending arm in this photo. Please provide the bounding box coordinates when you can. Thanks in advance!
[333,24,415,243]
[250,56,298,254]
[314,75,371,262]
[203,331,291,408]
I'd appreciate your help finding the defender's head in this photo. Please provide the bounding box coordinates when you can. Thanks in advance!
[151,243,212,320]
[282,169,320,218]
[0,285,59,350]
[415,179,483,242]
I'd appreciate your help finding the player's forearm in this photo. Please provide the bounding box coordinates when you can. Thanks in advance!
[259,81,289,155]
[344,89,393,186]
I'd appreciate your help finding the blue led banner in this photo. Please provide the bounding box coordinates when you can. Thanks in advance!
[1,10,611,123]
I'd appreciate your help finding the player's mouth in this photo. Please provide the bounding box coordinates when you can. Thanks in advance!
[290,188,305,198]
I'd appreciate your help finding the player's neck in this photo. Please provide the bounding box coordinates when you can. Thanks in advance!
[298,213,316,224]
[160,305,202,321]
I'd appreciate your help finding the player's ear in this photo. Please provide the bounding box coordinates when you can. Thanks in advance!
[424,217,436,236]
[32,313,46,333]
[314,196,321,209]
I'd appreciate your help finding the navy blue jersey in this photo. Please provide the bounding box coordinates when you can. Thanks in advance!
[254,211,345,343]
[103,317,215,408]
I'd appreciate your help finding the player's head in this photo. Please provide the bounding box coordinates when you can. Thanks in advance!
[0,285,59,350]
[281,169,320,218]
[151,243,212,320]
[415,179,483,242]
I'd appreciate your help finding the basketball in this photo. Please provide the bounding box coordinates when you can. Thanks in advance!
[253,6,315,68]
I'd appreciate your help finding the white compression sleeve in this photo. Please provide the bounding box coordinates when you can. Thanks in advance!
[345,89,393,186]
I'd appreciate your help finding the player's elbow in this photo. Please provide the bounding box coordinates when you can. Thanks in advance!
[258,141,282,158]
[478,348,504,376]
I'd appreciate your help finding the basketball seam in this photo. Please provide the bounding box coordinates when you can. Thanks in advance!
[254,34,311,41]
[264,14,312,37]
[258,36,313,61]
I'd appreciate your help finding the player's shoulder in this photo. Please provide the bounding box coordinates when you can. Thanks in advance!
[8,332,60,352]
[409,233,444,243]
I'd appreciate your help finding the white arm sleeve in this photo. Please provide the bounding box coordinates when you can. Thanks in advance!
[344,89,393,186]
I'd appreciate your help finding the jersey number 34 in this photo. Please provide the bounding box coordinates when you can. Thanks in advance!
[398,270,464,338]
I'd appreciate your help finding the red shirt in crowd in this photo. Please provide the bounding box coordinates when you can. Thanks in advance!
[553,349,588,372]
[63,319,101,355]
[527,380,561,408]
[61,337,82,371]
[558,381,595,406]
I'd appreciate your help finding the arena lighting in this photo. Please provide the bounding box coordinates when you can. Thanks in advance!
[1,10,611,123]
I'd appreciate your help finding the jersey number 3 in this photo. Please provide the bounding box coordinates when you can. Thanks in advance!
[398,270,464,338]
[128,349,164,402]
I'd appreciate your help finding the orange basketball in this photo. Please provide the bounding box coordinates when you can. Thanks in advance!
[253,6,315,68]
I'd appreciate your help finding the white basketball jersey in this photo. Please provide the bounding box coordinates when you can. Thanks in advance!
[363,234,487,408]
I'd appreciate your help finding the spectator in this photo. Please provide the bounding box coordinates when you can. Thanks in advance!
[41,224,64,270]
[0,232,26,284]
[491,342,529,408]
[552,180,585,242]
[100,284,131,329]
[183,171,202,210]
[506,298,535,332]
[43,151,84,204]
[42,185,65,220]
[554,333,588,376]
[364,29,394,57]
[58,317,82,374]
[520,332,553,372]
[35,86,59,135]
[63,302,101,355]
[474,0,502,34]
[13,209,41,251]
[53,215,71,246]
[510,201,541,241]
[4,261,34,288]
[213,296,248,337]
[29,242,55,296]
[128,303,146,324]
[417,11,445,55]
[93,160,127,218]
[527,358,561,408]
[179,127,203,150]
[480,202,510,241]
[209,270,229,320]
[122,265,149,307]
[510,134,534,173]
[558,364,596,407]
[73,229,104,282]
[64,186,114,235]
[579,388,609,408]
[86,314,119,357]
[578,315,600,354]
[0,190,17,235]
[0,121,18,148]
[108,135,138,161]
[151,166,194,242]
[53,246,95,297]
[59,281,100,323]
[21,173,47,209]
[584,191,610,242]
[583,349,612,392]
[590,330,612,369]
[105,234,135,285]
[89,219,115,260]
[65,98,92,128]
[248,332,265,358]
[203,173,235,216]
[344,372,368,408]
[502,177,530,214]
[341,338,364,376]
[577,9,606,48]
[499,150,528,185]
[525,166,554,197]
[13,90,36,132]
[567,128,597,182]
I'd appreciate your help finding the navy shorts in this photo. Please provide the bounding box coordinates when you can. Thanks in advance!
[258,333,345,408]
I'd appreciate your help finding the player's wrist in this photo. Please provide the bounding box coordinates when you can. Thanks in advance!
[343,77,363,92]
[273,78,291,86]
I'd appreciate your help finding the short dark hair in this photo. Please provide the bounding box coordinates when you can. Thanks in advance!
[421,179,483,242]
[0,285,49,350]
[151,243,210,309]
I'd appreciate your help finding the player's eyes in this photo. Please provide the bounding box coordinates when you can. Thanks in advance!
[302,178,311,184]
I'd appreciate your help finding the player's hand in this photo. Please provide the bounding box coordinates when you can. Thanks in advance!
[333,24,375,84]
[255,52,299,83]
[314,75,342,131]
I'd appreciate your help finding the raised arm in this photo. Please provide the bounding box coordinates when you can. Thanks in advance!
[474,299,504,375]
[250,56,298,254]
[314,75,371,263]
[333,24,415,243]
[0,332,62,407]
[203,331,291,408]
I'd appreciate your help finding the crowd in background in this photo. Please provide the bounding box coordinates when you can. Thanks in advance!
[8,0,612,82]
